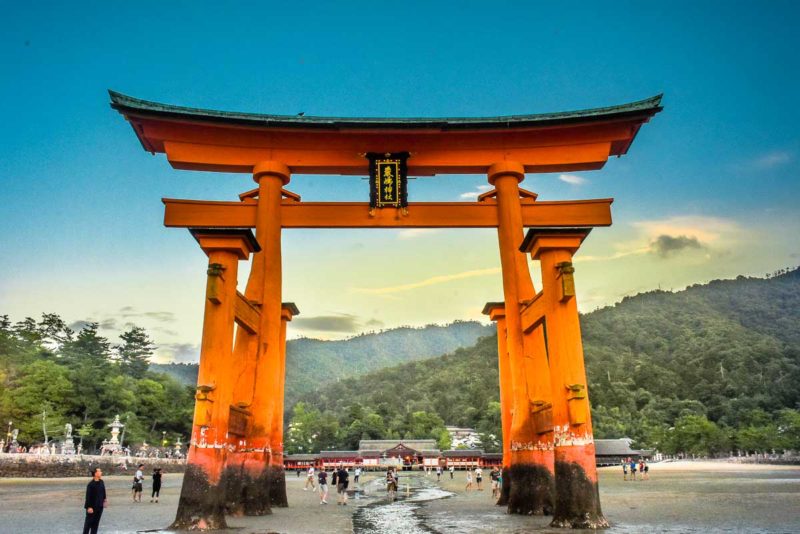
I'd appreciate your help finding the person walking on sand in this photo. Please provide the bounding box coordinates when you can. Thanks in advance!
[386,468,398,501]
[629,458,637,481]
[642,460,650,480]
[83,468,107,534]
[436,466,442,482]
[318,468,329,504]
[474,466,483,491]
[354,466,361,485]
[449,465,454,479]
[132,464,144,502]
[336,464,349,506]
[490,466,500,499]
[304,465,316,491]
[150,468,162,503]
[622,459,628,481]
[465,469,473,491]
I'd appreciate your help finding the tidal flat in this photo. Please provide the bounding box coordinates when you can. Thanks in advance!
[0,461,797,533]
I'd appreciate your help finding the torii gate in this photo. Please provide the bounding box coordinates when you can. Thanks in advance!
[111,91,661,530]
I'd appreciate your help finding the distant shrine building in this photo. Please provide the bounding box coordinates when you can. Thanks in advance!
[284,438,651,471]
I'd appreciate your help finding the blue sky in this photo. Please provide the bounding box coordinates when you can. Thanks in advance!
[1,2,798,361]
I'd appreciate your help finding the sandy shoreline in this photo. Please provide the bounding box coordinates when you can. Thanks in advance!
[599,459,800,472]
[0,462,798,533]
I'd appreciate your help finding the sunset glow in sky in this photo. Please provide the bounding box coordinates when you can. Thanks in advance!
[1,2,798,362]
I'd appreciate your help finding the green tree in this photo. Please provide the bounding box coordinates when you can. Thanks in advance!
[117,326,155,379]
[0,360,72,443]
[667,415,730,457]
[775,409,800,451]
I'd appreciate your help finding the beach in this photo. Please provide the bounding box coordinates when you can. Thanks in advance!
[0,461,798,533]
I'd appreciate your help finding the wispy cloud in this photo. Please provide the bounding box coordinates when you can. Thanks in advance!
[98,318,118,330]
[577,215,740,263]
[650,235,704,258]
[750,150,793,170]
[353,267,501,295]
[459,184,493,199]
[293,314,360,333]
[558,173,588,186]
[143,311,176,323]
[292,313,384,333]
[576,247,651,263]
[68,320,93,331]
[397,229,442,239]
[156,342,199,363]
[68,318,118,331]
[633,215,739,244]
[153,326,179,337]
[118,307,176,323]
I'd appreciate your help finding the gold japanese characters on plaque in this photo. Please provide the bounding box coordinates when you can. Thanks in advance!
[367,152,409,209]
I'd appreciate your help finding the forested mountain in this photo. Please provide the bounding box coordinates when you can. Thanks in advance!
[5,269,798,456]
[288,268,800,456]
[152,320,493,405]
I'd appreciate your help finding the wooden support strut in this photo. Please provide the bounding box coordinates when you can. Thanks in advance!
[234,292,260,335]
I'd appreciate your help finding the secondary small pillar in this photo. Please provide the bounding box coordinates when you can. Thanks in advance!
[489,161,554,515]
[482,302,512,506]
[521,228,608,529]
[267,302,299,507]
[171,229,260,530]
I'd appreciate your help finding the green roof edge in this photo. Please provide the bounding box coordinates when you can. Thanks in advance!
[109,90,662,130]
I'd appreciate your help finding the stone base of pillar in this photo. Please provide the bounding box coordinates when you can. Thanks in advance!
[507,461,554,516]
[550,456,608,529]
[268,464,288,507]
[240,458,272,516]
[170,464,228,530]
[496,466,511,506]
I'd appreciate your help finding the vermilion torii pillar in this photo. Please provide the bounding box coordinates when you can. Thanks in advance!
[482,302,512,506]
[239,161,290,513]
[520,228,608,529]
[172,229,260,530]
[267,302,299,507]
[489,161,555,515]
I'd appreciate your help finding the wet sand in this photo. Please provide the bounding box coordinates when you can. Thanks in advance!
[0,461,798,533]
[421,461,800,533]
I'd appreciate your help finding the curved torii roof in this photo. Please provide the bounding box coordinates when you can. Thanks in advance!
[110,91,662,176]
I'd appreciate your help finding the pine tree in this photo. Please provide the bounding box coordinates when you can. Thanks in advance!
[117,326,155,379]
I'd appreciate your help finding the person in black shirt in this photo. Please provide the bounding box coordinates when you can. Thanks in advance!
[318,469,329,504]
[83,467,107,534]
[150,468,163,503]
[335,464,349,506]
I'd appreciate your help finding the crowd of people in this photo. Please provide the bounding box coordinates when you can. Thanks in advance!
[82,460,619,532]
[622,457,650,481]
[302,464,354,505]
